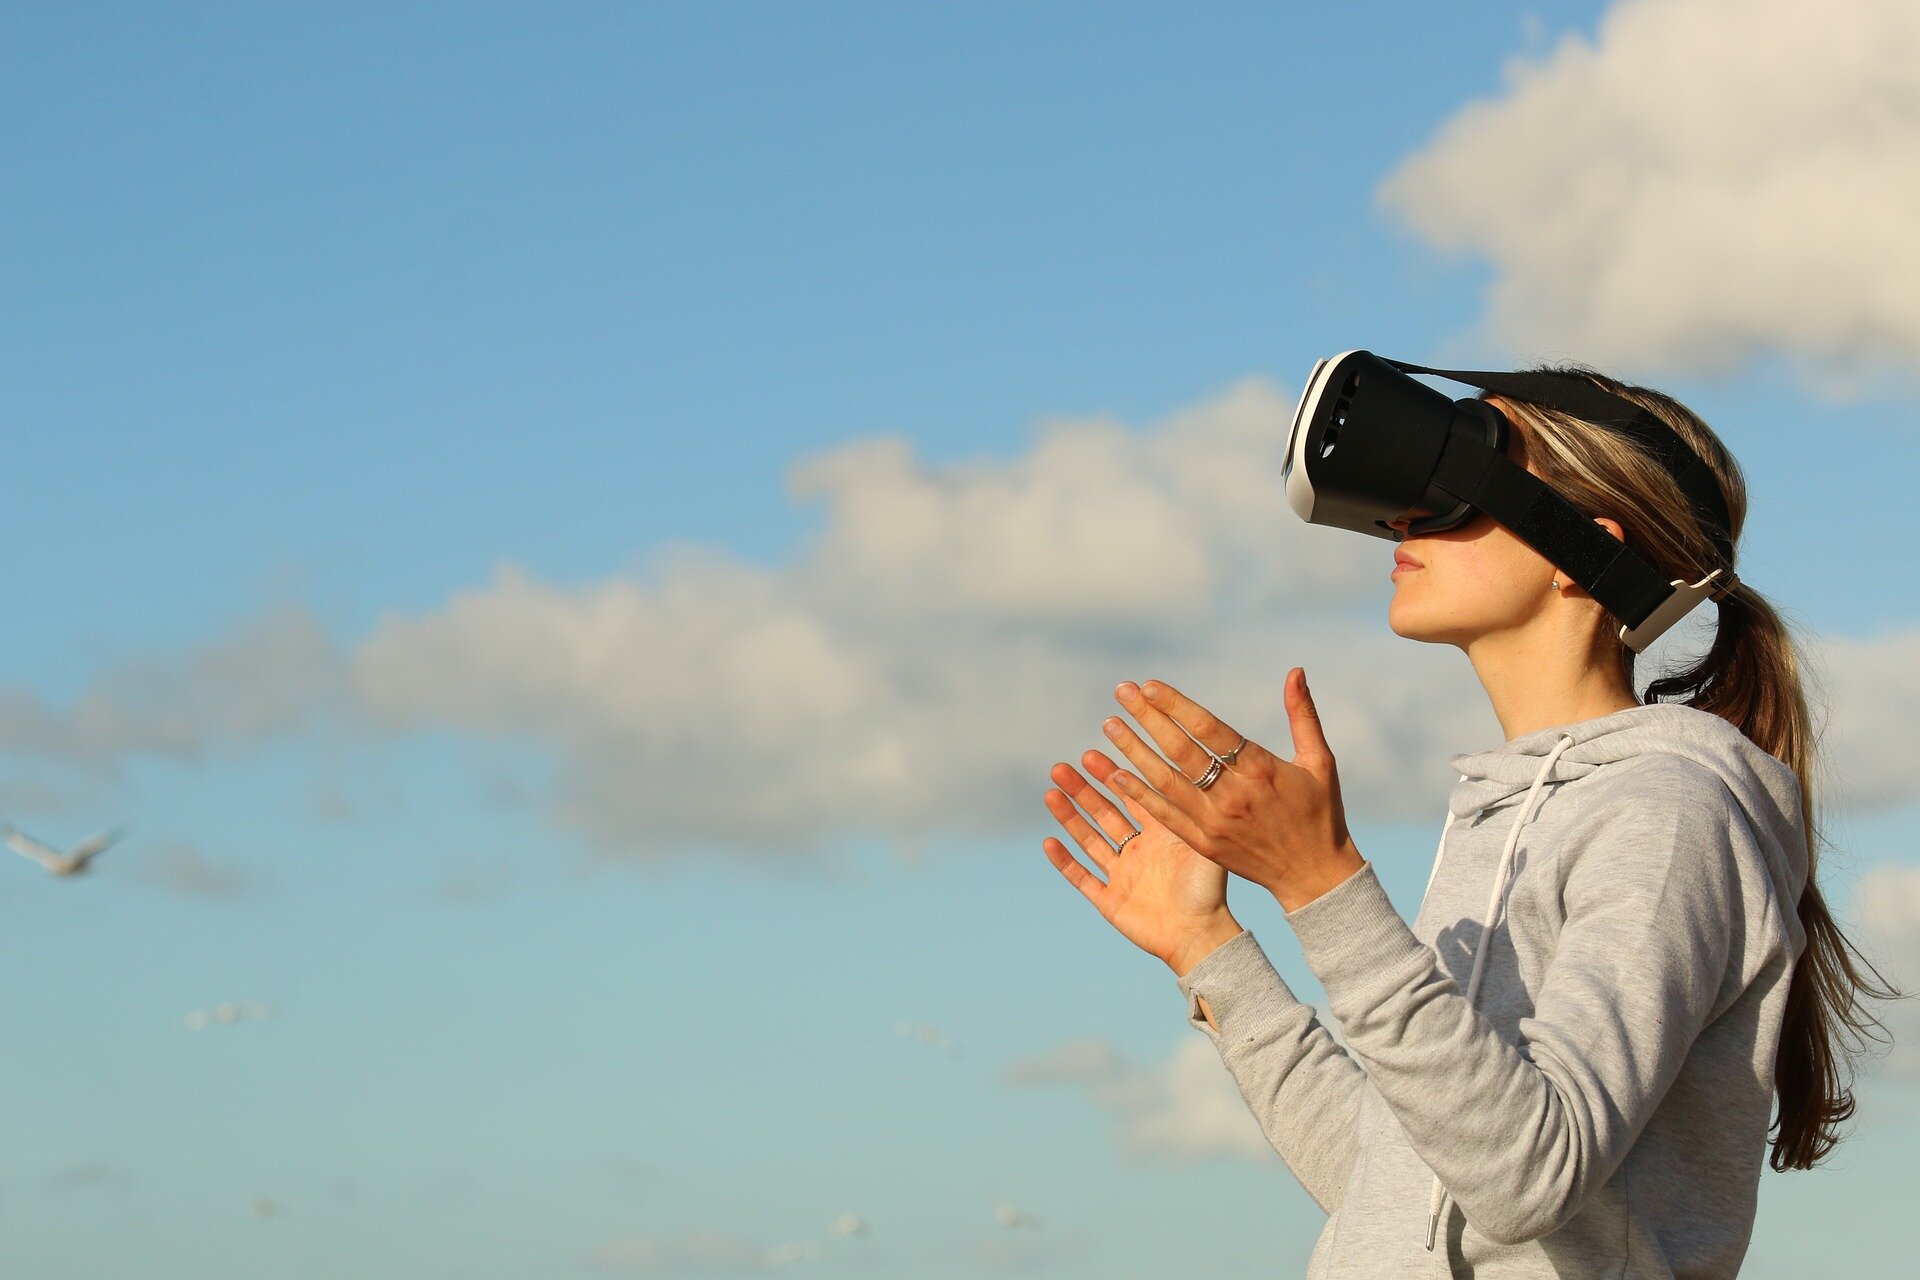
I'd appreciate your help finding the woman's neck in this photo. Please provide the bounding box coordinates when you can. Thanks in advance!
[1465,619,1641,742]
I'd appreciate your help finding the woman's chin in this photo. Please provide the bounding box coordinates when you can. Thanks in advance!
[1386,597,1441,644]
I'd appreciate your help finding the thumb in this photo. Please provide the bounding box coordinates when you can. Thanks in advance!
[1285,667,1335,770]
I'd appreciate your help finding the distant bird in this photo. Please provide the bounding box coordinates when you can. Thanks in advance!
[185,1001,275,1032]
[893,1018,964,1061]
[4,822,126,877]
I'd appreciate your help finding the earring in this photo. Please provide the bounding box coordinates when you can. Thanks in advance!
[1551,579,1562,591]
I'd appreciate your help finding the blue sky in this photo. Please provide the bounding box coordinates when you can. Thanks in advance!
[3,2,1918,1276]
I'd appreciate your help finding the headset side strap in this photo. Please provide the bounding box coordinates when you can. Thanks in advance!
[1431,432,1682,646]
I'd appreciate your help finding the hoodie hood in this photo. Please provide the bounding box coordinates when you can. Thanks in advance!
[1445,701,1809,933]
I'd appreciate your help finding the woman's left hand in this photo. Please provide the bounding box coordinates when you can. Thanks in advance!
[1099,667,1367,913]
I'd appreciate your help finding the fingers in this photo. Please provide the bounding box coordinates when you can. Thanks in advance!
[1100,714,1196,807]
[1127,678,1246,763]
[1041,792,1117,878]
[1097,702,1219,849]
[1110,680,1227,779]
[1105,764,1210,853]
[1283,667,1334,768]
[1044,763,1130,876]
[1042,834,1109,914]
[1054,756,1137,844]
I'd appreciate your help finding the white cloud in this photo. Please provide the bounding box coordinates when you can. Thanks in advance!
[999,1037,1124,1087]
[335,550,1493,860]
[1378,0,1920,386]
[0,606,344,763]
[336,378,1488,860]
[1805,624,1920,812]
[1000,1034,1278,1164]
[1851,862,1920,1082]
[786,376,1383,627]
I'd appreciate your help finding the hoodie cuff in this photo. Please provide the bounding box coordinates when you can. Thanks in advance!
[1174,929,1306,1040]
[1281,862,1431,1019]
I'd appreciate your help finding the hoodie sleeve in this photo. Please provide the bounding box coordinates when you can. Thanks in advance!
[1281,760,1753,1246]
[1175,928,1370,1214]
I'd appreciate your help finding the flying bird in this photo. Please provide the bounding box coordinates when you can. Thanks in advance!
[185,1001,275,1031]
[892,1018,964,1061]
[4,823,126,876]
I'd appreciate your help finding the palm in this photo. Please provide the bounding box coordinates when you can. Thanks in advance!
[1043,758,1230,965]
[1098,816,1228,956]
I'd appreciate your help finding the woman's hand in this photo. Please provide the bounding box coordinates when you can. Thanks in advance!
[1042,751,1242,974]
[1098,667,1366,913]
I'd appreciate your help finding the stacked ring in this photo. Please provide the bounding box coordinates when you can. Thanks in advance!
[1192,734,1248,789]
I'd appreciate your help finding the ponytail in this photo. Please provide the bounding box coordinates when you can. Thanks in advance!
[1643,580,1902,1170]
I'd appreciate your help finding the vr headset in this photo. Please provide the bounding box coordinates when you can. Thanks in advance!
[1285,351,1737,652]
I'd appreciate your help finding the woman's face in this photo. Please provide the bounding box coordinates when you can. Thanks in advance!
[1385,396,1606,648]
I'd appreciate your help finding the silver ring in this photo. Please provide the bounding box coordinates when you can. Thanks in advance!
[1192,758,1223,790]
[1115,829,1140,855]
[1213,734,1247,766]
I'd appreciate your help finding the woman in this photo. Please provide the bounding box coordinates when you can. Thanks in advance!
[1039,368,1898,1278]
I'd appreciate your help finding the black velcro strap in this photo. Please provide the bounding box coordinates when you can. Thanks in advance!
[1389,360,1734,569]
[1433,432,1676,630]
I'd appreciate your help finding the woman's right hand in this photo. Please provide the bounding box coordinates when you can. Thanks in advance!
[1043,749,1243,975]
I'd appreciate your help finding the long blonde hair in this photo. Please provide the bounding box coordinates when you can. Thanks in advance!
[1495,368,1901,1171]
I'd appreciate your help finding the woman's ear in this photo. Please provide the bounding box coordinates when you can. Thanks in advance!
[1594,516,1626,544]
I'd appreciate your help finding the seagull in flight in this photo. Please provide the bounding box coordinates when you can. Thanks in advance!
[4,823,126,876]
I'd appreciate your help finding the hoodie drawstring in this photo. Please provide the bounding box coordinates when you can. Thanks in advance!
[1423,732,1576,1253]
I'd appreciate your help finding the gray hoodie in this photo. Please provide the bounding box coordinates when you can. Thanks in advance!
[1175,702,1808,1278]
